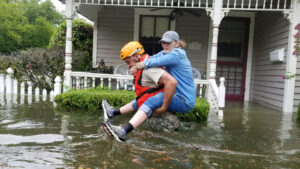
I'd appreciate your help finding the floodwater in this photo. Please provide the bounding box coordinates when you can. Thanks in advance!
[0,94,300,169]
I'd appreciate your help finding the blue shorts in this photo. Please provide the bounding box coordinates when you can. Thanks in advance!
[131,92,192,118]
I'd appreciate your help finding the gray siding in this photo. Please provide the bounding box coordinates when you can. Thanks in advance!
[294,57,300,112]
[97,7,134,67]
[250,12,289,111]
[96,8,210,76]
[176,10,210,76]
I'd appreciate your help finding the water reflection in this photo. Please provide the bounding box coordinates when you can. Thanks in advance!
[242,101,250,132]
[20,94,24,105]
[60,114,72,154]
[0,100,299,168]
[6,120,44,129]
[0,93,4,106]
[0,134,64,145]
[50,93,54,102]
[42,94,47,101]
[279,113,293,141]
[13,94,18,105]
[217,109,223,121]
[28,94,32,105]
[277,112,294,154]
[35,94,40,103]
[5,94,12,108]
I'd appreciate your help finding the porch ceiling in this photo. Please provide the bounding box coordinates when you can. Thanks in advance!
[77,4,100,22]
[59,0,294,23]
[63,0,293,11]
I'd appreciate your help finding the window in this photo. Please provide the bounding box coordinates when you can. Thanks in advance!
[139,16,170,55]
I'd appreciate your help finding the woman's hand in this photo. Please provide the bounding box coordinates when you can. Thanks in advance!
[130,66,137,76]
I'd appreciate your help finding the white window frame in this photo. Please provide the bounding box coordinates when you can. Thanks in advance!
[133,8,176,41]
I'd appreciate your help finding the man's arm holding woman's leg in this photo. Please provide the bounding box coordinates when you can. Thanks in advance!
[153,72,177,116]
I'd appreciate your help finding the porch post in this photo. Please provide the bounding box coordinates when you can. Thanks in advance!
[283,1,300,113]
[206,0,224,112]
[209,0,223,83]
[63,0,73,92]
[92,17,98,68]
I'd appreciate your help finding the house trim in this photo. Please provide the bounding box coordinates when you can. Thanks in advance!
[133,8,175,41]
[206,18,213,80]
[283,1,300,113]
[92,16,98,68]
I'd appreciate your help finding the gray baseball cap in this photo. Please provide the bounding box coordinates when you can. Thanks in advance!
[160,31,179,43]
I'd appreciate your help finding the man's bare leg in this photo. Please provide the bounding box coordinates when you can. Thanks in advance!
[120,102,135,114]
[129,110,147,128]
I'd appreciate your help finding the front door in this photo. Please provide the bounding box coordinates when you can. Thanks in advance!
[216,17,250,101]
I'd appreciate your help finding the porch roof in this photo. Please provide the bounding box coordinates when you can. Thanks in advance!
[60,0,293,11]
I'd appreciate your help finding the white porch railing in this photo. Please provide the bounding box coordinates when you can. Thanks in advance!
[223,0,292,10]
[74,0,292,10]
[74,0,214,9]
[69,71,135,90]
[68,71,226,113]
[0,67,226,113]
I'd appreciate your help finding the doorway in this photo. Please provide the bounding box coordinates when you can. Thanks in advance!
[216,17,250,101]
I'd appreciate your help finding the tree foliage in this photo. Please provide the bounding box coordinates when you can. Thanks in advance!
[0,47,88,91]
[0,0,63,53]
[49,19,94,71]
[0,47,65,91]
[24,0,63,25]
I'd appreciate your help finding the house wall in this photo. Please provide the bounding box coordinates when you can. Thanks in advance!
[97,7,134,67]
[293,49,300,112]
[289,1,300,113]
[176,11,210,76]
[294,60,300,112]
[250,12,289,110]
[96,7,210,76]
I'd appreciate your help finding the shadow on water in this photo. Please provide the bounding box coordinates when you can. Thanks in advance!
[1,94,300,168]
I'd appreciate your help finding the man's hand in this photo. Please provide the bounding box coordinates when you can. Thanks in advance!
[153,106,167,116]
[130,66,137,76]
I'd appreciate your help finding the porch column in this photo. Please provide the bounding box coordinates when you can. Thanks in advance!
[209,0,224,83]
[92,18,98,68]
[283,1,300,113]
[63,0,73,92]
[205,0,226,113]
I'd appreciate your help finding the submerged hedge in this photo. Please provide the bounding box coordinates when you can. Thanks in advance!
[54,87,210,123]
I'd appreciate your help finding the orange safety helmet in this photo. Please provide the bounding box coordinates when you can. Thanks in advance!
[120,41,145,60]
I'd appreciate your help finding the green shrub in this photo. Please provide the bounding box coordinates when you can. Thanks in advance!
[54,87,136,111]
[54,88,210,123]
[176,97,210,123]
[49,19,93,72]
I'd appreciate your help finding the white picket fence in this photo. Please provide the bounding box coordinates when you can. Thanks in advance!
[0,68,63,104]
